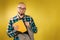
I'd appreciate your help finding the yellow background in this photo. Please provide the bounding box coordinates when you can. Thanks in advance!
[0,0,60,40]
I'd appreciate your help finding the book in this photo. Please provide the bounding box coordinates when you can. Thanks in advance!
[13,20,27,33]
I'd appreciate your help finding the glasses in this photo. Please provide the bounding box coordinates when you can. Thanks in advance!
[18,7,26,10]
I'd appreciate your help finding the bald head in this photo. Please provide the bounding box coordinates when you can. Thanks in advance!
[17,2,26,16]
[18,2,26,8]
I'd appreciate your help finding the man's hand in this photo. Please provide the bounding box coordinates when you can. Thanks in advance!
[13,25,18,31]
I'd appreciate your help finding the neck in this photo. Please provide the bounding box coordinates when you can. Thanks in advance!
[18,13,25,18]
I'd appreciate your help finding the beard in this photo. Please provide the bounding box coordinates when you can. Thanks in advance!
[20,13,25,16]
[18,12,25,16]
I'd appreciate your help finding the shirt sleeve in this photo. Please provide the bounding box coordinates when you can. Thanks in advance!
[30,17,37,33]
[7,19,17,38]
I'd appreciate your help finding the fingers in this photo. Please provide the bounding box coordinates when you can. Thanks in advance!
[13,25,18,31]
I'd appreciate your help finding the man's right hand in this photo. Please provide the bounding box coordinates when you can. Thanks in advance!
[13,25,18,31]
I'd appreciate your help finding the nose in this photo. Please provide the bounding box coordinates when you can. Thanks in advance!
[20,9,24,12]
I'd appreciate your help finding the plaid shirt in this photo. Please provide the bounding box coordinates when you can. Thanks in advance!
[7,14,37,40]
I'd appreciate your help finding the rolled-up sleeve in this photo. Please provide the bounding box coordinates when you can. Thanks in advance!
[30,17,37,33]
[7,19,16,38]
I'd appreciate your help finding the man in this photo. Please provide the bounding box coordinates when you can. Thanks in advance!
[7,2,37,40]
